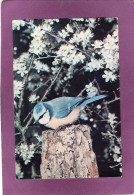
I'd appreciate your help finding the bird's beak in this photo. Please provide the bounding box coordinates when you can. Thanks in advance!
[34,120,38,124]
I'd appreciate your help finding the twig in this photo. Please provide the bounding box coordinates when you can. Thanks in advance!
[22,115,33,132]
[40,65,63,102]
[106,98,120,105]
[77,87,86,97]
[114,121,121,128]
[92,78,101,94]
[109,163,121,168]
[31,79,51,94]
[23,110,33,123]
[30,56,57,61]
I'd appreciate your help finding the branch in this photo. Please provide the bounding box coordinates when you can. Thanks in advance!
[40,65,63,102]
[30,56,57,61]
[77,87,86,97]
[31,79,51,94]
[109,163,121,168]
[106,97,120,105]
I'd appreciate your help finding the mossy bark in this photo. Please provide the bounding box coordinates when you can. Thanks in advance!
[40,124,99,179]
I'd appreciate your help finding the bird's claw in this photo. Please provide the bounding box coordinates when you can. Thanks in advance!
[53,126,66,135]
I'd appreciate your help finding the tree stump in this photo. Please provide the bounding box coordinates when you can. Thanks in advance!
[40,124,99,179]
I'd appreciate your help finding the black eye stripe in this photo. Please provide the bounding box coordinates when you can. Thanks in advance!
[39,115,43,120]
[38,111,47,121]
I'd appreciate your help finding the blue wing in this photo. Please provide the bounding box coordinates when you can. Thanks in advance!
[47,97,84,119]
[80,95,107,106]
[47,95,107,119]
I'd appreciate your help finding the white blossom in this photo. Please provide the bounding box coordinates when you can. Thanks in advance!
[97,105,101,109]
[43,19,59,25]
[92,40,104,49]
[33,133,42,143]
[14,80,24,98]
[51,66,59,75]
[65,24,73,33]
[117,157,122,163]
[113,29,119,38]
[101,29,119,73]
[66,66,74,79]
[119,167,122,173]
[90,118,94,122]
[93,124,97,128]
[105,18,115,23]
[86,18,96,28]
[15,162,24,179]
[85,83,98,98]
[34,61,50,73]
[29,94,39,103]
[16,143,35,165]
[85,59,104,72]
[17,66,28,77]
[13,59,23,71]
[80,110,88,121]
[57,44,75,56]
[56,44,85,65]
[31,26,44,40]
[29,24,50,55]
[13,53,29,72]
[52,58,61,66]
[42,23,52,32]
[113,153,118,161]
[102,70,117,82]
[72,18,84,22]
[114,146,120,154]
[58,29,69,39]
[29,38,45,55]
[69,29,93,49]
[12,20,25,30]
[108,113,117,126]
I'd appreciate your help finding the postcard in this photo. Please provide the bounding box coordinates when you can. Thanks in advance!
[12,17,121,179]
[2,0,134,194]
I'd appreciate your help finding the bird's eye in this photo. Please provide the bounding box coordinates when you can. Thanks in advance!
[38,115,43,121]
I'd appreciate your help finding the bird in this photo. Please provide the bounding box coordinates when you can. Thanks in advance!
[33,95,107,130]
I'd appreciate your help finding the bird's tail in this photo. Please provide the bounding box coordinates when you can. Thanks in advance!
[80,95,107,107]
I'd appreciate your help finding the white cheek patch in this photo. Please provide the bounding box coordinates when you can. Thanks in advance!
[39,110,50,125]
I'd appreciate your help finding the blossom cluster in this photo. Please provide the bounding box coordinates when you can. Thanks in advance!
[15,143,35,165]
[14,80,24,98]
[15,162,24,179]
[85,82,98,98]
[108,113,118,127]
[85,26,119,83]
[56,44,85,66]
[13,52,29,77]
[12,20,25,30]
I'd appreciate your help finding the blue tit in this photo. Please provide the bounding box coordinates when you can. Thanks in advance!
[33,95,107,130]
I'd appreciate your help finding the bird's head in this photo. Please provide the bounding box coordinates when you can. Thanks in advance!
[33,102,51,125]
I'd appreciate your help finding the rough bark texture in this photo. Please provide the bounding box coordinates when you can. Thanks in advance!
[40,124,99,179]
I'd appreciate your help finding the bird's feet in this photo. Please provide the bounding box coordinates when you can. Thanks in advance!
[53,125,66,135]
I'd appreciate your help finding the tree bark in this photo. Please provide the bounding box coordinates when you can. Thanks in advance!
[40,124,99,179]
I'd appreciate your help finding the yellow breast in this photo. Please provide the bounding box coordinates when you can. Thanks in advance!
[45,107,80,129]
